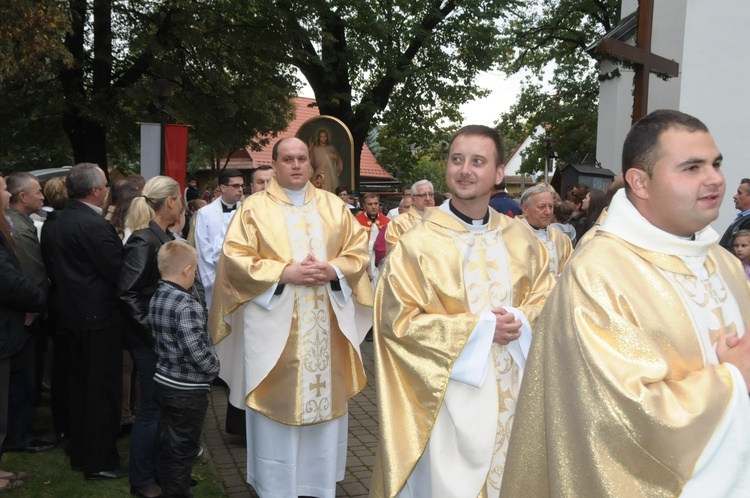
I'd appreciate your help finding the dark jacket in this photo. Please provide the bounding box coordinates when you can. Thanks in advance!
[54,199,123,331]
[118,221,175,348]
[6,207,48,291]
[720,213,750,250]
[0,232,45,359]
[40,210,62,333]
[489,192,522,218]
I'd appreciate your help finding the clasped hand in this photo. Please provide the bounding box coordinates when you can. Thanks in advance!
[717,331,750,393]
[492,307,522,346]
[280,253,336,287]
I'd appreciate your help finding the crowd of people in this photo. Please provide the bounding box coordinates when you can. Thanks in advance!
[0,109,749,497]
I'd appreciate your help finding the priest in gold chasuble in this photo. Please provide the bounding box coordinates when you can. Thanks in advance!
[503,110,750,497]
[370,126,555,498]
[384,179,436,256]
[208,137,372,498]
[519,184,573,278]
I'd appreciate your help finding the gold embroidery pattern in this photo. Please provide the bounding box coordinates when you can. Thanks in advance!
[283,199,332,423]
[659,269,742,363]
[546,238,559,276]
[450,230,517,493]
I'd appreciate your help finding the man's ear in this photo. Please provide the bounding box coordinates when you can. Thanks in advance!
[625,168,650,200]
[495,164,506,186]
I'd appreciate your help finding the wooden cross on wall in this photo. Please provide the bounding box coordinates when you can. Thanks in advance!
[597,0,679,123]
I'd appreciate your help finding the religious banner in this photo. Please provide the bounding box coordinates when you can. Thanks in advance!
[165,124,189,192]
[140,123,161,180]
[296,116,355,193]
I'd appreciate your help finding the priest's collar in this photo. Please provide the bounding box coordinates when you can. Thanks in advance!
[523,218,549,242]
[445,200,489,226]
[600,189,718,260]
[281,186,307,206]
[366,212,379,221]
[220,199,238,211]
[524,218,547,232]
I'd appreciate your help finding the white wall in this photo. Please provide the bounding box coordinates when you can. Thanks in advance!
[505,126,547,177]
[680,0,750,232]
[595,0,750,233]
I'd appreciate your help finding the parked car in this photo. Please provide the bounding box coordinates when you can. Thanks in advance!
[28,166,73,183]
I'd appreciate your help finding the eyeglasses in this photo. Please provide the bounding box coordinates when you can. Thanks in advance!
[225,183,245,189]
[412,192,434,198]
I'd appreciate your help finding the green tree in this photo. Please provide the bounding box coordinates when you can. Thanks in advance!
[56,0,298,172]
[496,0,621,174]
[0,1,298,174]
[0,0,71,82]
[258,0,517,188]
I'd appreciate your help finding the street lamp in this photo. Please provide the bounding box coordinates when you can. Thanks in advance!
[154,79,177,176]
[541,136,556,184]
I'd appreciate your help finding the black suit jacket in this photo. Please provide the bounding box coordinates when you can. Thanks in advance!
[0,232,45,358]
[719,213,750,250]
[54,199,123,331]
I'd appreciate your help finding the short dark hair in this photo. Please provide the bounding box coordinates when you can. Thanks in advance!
[66,163,104,200]
[271,137,296,161]
[449,125,505,165]
[362,192,379,201]
[219,169,243,185]
[622,109,709,178]
[249,165,272,183]
[335,185,349,195]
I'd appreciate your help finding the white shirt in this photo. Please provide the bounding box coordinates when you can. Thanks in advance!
[194,197,239,308]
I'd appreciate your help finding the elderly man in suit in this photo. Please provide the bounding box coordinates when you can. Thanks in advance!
[54,164,126,481]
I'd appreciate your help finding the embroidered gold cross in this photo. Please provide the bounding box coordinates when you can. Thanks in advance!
[306,288,325,309]
[309,374,327,397]
[708,307,738,345]
[293,218,314,237]
[468,248,498,282]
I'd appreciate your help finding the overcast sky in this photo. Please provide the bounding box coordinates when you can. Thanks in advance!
[298,69,526,129]
[459,71,526,127]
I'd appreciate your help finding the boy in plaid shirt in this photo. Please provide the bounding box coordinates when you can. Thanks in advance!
[149,240,219,497]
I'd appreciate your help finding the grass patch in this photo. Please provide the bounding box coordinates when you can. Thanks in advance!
[3,402,226,497]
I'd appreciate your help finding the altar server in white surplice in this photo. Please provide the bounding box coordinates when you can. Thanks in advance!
[193,168,244,309]
[503,109,750,497]
[208,137,372,498]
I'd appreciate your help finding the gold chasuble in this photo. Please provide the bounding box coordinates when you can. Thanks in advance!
[208,179,372,425]
[371,207,554,498]
[540,225,573,277]
[502,191,750,497]
[384,206,427,255]
[574,206,608,249]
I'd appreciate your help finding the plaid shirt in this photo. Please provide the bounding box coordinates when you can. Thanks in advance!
[149,280,219,389]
